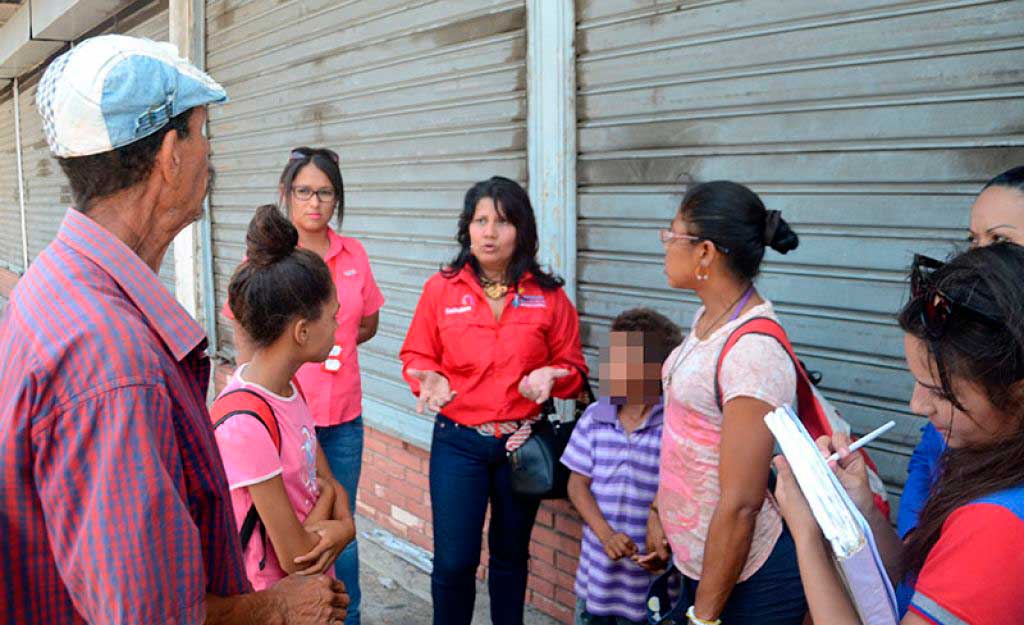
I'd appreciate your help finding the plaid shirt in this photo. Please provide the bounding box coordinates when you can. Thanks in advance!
[0,209,249,624]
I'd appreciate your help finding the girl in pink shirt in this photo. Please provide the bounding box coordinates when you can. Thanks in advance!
[226,148,384,623]
[213,205,355,591]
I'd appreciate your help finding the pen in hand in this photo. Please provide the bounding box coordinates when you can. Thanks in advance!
[826,420,896,464]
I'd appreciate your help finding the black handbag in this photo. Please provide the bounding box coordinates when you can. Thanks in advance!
[507,368,595,499]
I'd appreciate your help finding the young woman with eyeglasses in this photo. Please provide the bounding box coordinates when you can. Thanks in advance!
[652,180,806,625]
[774,243,1024,625]
[897,166,1024,580]
[224,147,384,625]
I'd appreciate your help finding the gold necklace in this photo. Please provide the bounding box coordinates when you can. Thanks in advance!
[479,275,509,300]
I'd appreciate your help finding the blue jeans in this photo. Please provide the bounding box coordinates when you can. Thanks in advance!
[574,598,645,625]
[682,526,807,624]
[429,414,541,625]
[316,417,364,625]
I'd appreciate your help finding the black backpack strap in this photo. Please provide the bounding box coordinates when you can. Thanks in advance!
[239,504,261,552]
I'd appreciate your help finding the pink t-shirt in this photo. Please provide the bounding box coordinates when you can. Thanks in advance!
[213,364,323,590]
[222,229,385,426]
[658,301,796,581]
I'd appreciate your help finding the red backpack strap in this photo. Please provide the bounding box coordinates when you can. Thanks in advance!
[209,388,282,453]
[714,317,832,441]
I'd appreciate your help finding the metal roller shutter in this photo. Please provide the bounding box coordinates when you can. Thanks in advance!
[0,93,20,273]
[575,0,1024,508]
[18,75,66,263]
[206,0,527,445]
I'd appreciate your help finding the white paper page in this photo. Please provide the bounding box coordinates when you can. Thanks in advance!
[764,405,898,620]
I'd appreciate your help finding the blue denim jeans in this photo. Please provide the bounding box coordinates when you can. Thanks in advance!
[574,598,645,625]
[429,414,541,625]
[316,417,364,625]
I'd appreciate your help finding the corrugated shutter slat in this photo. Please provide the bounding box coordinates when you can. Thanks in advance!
[207,0,527,445]
[576,0,1024,509]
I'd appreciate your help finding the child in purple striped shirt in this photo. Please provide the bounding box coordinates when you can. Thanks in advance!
[562,308,682,625]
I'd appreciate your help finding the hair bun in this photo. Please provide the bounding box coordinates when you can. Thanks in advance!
[245,204,299,266]
[767,213,799,254]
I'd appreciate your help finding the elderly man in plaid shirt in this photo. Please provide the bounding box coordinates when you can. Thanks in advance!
[0,35,348,625]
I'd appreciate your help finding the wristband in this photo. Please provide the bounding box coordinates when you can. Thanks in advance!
[686,606,721,625]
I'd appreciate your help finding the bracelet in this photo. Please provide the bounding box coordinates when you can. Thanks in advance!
[686,606,721,625]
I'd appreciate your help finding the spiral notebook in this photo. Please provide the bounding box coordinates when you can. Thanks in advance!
[764,405,899,625]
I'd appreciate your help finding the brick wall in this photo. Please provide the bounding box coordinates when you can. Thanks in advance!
[357,426,583,624]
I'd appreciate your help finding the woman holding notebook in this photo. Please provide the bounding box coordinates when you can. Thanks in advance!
[775,243,1024,625]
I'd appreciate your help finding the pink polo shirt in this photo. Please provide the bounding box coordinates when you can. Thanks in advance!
[300,230,384,426]
[223,228,385,427]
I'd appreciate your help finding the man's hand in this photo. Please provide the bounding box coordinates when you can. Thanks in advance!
[266,575,349,625]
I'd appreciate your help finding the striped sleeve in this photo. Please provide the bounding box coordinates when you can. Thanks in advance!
[33,384,207,625]
[560,407,596,477]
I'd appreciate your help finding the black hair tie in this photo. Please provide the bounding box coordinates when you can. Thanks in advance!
[763,210,782,246]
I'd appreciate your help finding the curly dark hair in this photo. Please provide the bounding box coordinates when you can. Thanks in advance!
[610,307,683,365]
[56,108,194,212]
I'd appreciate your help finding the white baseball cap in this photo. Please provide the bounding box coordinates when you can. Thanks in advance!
[36,34,228,158]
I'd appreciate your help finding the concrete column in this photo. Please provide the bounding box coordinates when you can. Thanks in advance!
[526,0,577,301]
[169,0,217,356]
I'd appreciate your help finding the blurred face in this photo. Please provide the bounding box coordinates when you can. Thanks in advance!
[599,331,664,405]
[287,164,338,234]
[662,214,708,290]
[968,186,1024,247]
[468,197,517,274]
[302,291,340,363]
[904,334,1013,448]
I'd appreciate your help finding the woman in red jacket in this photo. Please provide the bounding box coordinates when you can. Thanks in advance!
[400,176,587,625]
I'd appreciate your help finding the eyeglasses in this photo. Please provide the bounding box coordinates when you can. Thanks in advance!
[292,186,337,203]
[658,229,731,254]
[289,146,340,164]
[910,254,1002,338]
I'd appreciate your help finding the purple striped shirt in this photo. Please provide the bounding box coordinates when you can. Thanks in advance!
[560,398,663,621]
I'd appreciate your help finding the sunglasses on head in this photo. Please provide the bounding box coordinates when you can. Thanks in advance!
[289,146,340,164]
[910,254,1002,338]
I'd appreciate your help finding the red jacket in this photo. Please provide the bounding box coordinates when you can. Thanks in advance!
[400,266,587,426]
